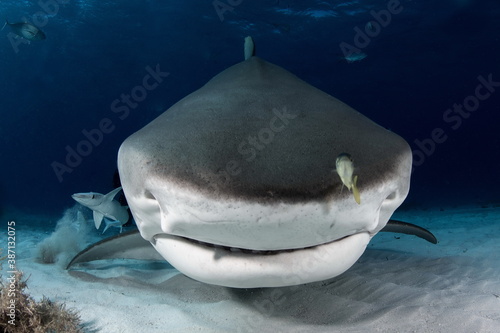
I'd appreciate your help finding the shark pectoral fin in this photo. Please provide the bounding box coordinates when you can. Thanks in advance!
[352,175,361,204]
[93,211,104,229]
[381,220,438,244]
[66,229,165,269]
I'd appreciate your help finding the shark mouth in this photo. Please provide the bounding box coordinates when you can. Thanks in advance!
[152,232,371,288]
[188,237,319,255]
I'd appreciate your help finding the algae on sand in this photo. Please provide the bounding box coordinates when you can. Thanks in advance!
[0,269,84,333]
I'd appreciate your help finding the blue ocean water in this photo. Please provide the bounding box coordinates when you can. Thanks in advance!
[1,2,500,332]
[1,0,499,217]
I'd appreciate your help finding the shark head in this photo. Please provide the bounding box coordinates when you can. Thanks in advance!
[71,192,105,208]
[117,57,412,288]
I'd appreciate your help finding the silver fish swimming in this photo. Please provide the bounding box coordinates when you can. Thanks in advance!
[2,20,46,41]
[336,153,361,204]
[342,51,367,63]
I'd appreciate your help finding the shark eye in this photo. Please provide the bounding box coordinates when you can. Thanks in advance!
[91,194,95,199]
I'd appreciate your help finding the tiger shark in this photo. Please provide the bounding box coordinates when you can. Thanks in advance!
[68,38,436,288]
[67,220,436,269]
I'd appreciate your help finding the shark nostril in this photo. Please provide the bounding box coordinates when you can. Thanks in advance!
[144,190,156,200]
[383,191,398,206]
[144,189,168,216]
[386,192,397,200]
[134,189,164,240]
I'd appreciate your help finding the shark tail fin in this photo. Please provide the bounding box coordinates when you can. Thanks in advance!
[352,175,361,205]
[102,222,111,234]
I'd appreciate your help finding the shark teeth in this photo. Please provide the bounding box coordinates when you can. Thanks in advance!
[181,235,348,256]
[152,232,371,288]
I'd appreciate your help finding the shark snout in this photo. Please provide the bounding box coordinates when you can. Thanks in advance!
[126,183,387,252]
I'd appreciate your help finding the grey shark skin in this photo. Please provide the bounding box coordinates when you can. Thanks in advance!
[118,55,413,288]
[3,20,46,41]
[66,221,437,270]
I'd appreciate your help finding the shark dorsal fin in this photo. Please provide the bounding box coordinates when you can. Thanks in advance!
[104,187,123,201]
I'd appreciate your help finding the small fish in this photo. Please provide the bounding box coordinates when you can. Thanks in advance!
[72,187,129,233]
[335,153,361,204]
[2,20,46,41]
[341,51,367,64]
[366,21,376,33]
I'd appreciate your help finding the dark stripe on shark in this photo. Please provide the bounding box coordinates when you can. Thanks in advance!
[66,220,437,269]
[118,57,411,204]
[381,220,438,244]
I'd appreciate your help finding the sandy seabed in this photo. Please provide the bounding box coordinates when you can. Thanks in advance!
[3,206,500,333]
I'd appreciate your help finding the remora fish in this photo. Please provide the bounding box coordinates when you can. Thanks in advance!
[336,153,361,204]
[2,20,46,41]
[72,187,129,233]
